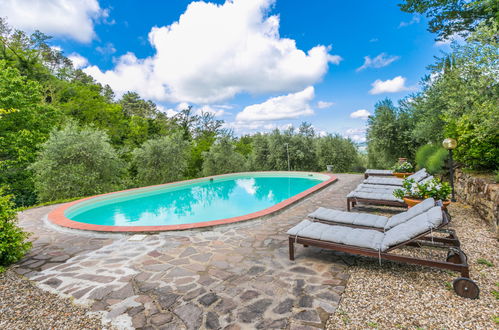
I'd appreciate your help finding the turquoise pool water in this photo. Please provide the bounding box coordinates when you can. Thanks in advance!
[65,173,326,227]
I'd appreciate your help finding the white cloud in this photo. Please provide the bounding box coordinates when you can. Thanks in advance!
[236,86,315,122]
[369,76,413,94]
[316,101,334,109]
[195,105,230,117]
[344,127,367,143]
[356,53,399,72]
[0,0,105,43]
[369,38,379,43]
[68,53,89,69]
[96,43,116,55]
[350,109,370,119]
[157,105,179,118]
[434,34,465,46]
[399,14,420,28]
[84,0,340,104]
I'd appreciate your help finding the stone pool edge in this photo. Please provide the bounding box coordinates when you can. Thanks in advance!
[47,171,337,233]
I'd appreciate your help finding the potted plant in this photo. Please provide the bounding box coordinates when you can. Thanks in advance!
[393,177,452,208]
[391,161,414,178]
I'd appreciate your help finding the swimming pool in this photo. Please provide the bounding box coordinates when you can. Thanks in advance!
[48,172,336,232]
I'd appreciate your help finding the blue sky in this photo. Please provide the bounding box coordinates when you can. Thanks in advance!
[1,0,452,141]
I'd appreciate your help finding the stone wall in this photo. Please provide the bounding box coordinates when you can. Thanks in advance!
[454,169,498,236]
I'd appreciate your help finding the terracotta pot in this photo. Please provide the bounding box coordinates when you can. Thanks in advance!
[403,197,451,209]
[393,172,413,178]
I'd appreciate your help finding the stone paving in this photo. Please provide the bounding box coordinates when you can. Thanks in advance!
[13,174,363,330]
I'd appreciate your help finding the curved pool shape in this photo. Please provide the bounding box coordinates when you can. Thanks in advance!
[48,172,336,232]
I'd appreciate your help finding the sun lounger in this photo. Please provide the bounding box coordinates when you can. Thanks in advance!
[346,188,406,211]
[363,168,429,186]
[364,169,393,179]
[287,206,479,299]
[309,199,460,247]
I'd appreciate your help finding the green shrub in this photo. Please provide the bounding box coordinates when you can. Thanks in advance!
[426,148,448,174]
[0,189,31,269]
[133,134,190,186]
[415,144,439,170]
[202,137,246,176]
[31,122,125,202]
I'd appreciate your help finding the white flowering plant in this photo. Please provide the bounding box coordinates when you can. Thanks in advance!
[393,178,451,201]
[392,161,414,173]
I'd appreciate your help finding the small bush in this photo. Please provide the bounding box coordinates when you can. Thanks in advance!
[0,189,31,268]
[133,134,190,186]
[415,144,439,170]
[31,122,125,202]
[426,148,448,174]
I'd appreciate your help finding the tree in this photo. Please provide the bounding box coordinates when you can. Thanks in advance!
[202,137,246,176]
[31,123,124,201]
[120,91,158,118]
[399,0,498,41]
[0,60,62,206]
[317,134,362,172]
[366,99,416,168]
[133,134,190,186]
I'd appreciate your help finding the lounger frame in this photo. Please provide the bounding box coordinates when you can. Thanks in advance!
[288,224,469,278]
[347,196,407,211]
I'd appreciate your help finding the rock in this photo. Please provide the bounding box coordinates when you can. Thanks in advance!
[205,311,220,329]
[174,303,202,330]
[183,287,207,301]
[158,293,181,309]
[198,293,219,306]
[256,318,288,329]
[43,278,62,288]
[298,295,313,308]
[240,290,260,301]
[151,312,173,326]
[289,266,316,275]
[272,298,294,314]
[238,299,272,323]
[294,310,321,323]
[109,283,135,299]
[132,312,146,328]
[247,266,265,275]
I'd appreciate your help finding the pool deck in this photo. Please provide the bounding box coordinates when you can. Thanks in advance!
[13,174,363,330]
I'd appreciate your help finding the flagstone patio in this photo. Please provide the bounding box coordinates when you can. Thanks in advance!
[13,174,363,330]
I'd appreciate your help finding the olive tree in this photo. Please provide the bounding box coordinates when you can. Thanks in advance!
[31,123,124,201]
[202,137,246,176]
[133,134,190,185]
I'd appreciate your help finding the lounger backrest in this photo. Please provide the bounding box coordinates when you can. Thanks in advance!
[407,168,428,182]
[384,198,435,230]
[419,175,434,185]
[380,206,443,251]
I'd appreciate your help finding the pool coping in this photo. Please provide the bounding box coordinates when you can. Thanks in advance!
[47,171,337,232]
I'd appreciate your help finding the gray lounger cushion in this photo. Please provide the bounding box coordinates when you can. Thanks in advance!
[287,220,384,250]
[354,183,398,192]
[365,169,393,175]
[347,190,404,202]
[308,197,435,230]
[362,168,429,186]
[289,205,443,252]
[406,168,429,182]
[381,206,443,250]
[308,207,389,228]
[384,197,435,230]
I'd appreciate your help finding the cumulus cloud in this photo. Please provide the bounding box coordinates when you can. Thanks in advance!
[316,101,334,109]
[369,76,413,94]
[236,86,314,122]
[344,127,367,143]
[0,0,105,43]
[67,53,89,69]
[399,14,420,28]
[356,53,399,72]
[84,0,340,104]
[96,42,116,55]
[195,105,230,117]
[350,109,370,119]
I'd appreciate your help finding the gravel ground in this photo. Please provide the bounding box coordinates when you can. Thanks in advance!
[0,270,106,329]
[326,202,499,329]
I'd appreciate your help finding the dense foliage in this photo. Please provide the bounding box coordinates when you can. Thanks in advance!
[0,18,364,207]
[0,189,31,270]
[393,177,452,200]
[31,123,125,202]
[367,19,498,171]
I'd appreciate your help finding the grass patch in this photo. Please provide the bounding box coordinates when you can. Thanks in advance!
[476,258,494,267]
[366,321,378,328]
[493,315,499,324]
